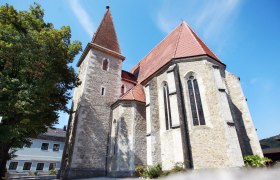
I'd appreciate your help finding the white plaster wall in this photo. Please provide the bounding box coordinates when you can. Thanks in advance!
[144,85,153,165]
[156,70,184,170]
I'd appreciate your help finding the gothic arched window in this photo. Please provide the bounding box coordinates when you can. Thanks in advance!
[163,82,172,130]
[121,85,125,94]
[187,76,205,126]
[102,59,109,71]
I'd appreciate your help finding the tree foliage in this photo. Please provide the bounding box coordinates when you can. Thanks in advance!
[0,2,81,162]
[244,155,272,168]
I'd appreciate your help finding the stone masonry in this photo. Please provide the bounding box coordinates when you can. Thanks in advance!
[60,7,263,179]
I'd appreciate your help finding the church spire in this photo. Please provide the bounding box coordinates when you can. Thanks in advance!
[91,7,121,54]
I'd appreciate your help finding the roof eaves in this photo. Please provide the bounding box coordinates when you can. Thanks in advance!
[122,78,137,84]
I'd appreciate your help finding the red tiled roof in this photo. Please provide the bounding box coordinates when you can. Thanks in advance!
[130,21,220,83]
[91,8,121,54]
[121,70,137,83]
[119,84,145,103]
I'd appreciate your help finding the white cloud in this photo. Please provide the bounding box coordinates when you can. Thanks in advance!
[250,78,258,85]
[156,0,242,53]
[195,0,240,40]
[68,0,95,37]
[249,77,274,92]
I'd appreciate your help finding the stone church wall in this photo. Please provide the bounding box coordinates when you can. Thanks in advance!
[63,49,123,179]
[225,71,263,157]
[109,101,146,177]
[145,78,162,166]
[177,57,244,169]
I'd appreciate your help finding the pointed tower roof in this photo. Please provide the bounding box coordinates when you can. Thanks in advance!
[91,6,121,54]
[130,21,221,83]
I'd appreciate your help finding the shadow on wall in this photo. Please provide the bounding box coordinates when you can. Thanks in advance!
[61,95,110,178]
[227,94,253,156]
[108,116,143,177]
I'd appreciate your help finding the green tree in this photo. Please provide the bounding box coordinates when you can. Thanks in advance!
[0,3,81,178]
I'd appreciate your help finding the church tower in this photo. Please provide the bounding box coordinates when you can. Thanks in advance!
[60,7,125,179]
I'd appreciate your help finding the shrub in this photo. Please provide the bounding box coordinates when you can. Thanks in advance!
[137,164,162,179]
[170,162,185,173]
[244,155,272,167]
[136,163,186,178]
[28,171,35,176]
[160,163,185,177]
[135,165,145,177]
[49,168,57,175]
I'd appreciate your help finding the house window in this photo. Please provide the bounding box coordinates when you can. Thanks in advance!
[49,163,56,170]
[187,76,205,126]
[23,162,32,170]
[102,59,109,71]
[163,82,172,130]
[121,85,125,94]
[8,162,18,170]
[41,143,49,150]
[36,163,44,171]
[53,144,60,151]
[101,87,105,96]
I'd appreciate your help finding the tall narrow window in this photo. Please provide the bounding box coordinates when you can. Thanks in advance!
[101,87,105,96]
[102,59,109,71]
[187,76,205,126]
[121,85,125,94]
[114,120,119,155]
[163,83,172,130]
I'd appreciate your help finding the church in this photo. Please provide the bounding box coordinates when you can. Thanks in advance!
[59,6,263,179]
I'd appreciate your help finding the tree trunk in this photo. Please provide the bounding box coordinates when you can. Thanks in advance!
[0,144,10,179]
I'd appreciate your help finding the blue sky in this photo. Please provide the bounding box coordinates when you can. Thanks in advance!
[2,0,280,139]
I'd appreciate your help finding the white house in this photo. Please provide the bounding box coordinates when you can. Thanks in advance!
[6,128,66,174]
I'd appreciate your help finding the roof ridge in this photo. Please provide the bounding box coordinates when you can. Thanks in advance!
[173,22,184,58]
[187,24,219,60]
[185,23,206,55]
[130,23,182,73]
[92,9,109,43]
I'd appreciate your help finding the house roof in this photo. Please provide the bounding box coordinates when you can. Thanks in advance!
[119,84,145,103]
[121,70,137,84]
[262,147,280,154]
[37,128,66,142]
[275,135,280,141]
[130,21,220,83]
[118,21,220,103]
[91,7,121,54]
